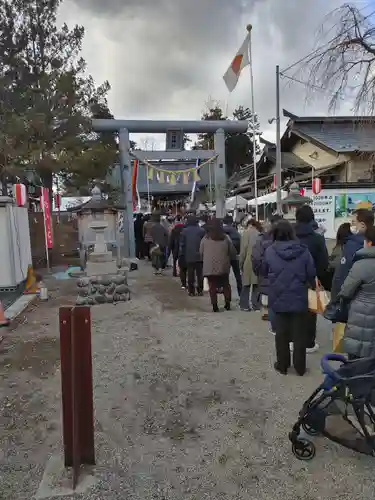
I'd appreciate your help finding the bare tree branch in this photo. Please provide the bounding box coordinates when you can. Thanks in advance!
[295,3,375,115]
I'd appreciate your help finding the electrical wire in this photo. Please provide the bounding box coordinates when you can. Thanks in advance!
[281,4,375,75]
[279,72,354,100]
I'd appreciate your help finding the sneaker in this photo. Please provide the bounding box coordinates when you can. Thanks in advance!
[240,307,250,312]
[274,362,287,375]
[306,343,319,354]
[290,343,320,353]
[181,285,186,290]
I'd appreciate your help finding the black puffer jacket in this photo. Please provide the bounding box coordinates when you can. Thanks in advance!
[294,222,329,287]
[169,223,184,258]
[223,224,241,255]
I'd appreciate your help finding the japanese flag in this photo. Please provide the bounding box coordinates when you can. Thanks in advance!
[223,33,250,92]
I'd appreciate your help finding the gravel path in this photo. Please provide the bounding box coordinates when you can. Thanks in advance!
[0,264,374,499]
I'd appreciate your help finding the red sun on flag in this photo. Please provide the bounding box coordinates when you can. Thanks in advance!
[231,54,243,75]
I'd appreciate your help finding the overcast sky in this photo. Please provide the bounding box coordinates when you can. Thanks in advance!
[58,0,372,146]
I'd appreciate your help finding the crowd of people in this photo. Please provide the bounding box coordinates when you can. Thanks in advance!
[133,206,375,377]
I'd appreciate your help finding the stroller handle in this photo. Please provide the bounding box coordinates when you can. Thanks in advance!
[320,353,347,375]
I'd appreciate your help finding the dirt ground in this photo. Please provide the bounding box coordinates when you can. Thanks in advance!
[0,264,375,500]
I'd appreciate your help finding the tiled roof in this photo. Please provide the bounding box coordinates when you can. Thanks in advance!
[283,110,375,153]
[293,122,375,152]
[266,151,313,170]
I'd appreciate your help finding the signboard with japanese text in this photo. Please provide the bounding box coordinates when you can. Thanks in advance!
[305,188,375,239]
[308,191,335,238]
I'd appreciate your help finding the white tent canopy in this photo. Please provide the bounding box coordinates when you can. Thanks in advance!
[211,195,248,211]
[248,190,288,206]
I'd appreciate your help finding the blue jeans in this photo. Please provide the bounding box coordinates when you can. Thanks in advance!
[239,284,260,310]
[268,308,276,332]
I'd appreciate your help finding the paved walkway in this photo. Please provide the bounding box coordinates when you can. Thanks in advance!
[0,264,374,499]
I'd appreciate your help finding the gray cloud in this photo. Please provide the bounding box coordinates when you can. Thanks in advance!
[57,0,367,142]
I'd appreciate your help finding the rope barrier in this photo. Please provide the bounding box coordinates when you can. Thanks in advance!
[129,150,218,174]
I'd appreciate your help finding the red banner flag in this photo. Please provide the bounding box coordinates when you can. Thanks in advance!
[131,160,139,211]
[40,187,53,249]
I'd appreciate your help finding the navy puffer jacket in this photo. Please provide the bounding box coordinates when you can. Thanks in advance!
[263,240,316,313]
[331,233,364,301]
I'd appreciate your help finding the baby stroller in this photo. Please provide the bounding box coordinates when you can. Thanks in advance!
[289,354,375,460]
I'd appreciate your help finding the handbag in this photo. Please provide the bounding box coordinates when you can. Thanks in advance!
[332,323,345,353]
[323,298,349,324]
[308,278,329,314]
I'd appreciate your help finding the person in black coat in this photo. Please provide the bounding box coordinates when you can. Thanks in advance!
[179,215,205,295]
[134,213,145,259]
[294,205,329,353]
[223,214,242,296]
[169,216,186,286]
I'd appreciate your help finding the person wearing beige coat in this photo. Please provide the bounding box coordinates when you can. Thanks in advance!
[239,220,262,311]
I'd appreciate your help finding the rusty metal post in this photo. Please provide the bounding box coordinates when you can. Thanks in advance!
[59,306,95,489]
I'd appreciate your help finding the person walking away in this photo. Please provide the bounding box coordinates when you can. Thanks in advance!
[331,208,374,303]
[328,223,352,302]
[149,213,169,275]
[134,213,145,260]
[263,220,316,375]
[179,216,205,295]
[223,215,242,297]
[252,214,282,331]
[337,226,375,360]
[239,219,262,311]
[294,205,329,353]
[169,216,186,286]
[143,215,154,260]
[200,218,236,312]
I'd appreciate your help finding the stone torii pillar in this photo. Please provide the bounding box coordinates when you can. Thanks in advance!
[92,119,248,258]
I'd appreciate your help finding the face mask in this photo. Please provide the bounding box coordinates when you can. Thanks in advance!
[350,225,359,234]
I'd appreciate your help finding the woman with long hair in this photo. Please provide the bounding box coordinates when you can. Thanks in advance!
[200,218,236,312]
[328,222,352,301]
[330,223,352,267]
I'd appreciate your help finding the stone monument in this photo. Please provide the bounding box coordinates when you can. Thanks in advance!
[282,182,312,222]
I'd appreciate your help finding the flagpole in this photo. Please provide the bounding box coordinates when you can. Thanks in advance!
[146,165,151,212]
[247,24,258,220]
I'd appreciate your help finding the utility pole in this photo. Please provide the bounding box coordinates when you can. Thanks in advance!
[275,65,282,214]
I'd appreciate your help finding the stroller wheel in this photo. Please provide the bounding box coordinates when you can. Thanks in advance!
[292,438,316,461]
[302,422,320,436]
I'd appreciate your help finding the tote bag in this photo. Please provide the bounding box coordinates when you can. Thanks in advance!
[308,279,329,314]
[332,323,345,353]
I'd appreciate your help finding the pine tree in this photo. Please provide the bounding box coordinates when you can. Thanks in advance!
[0,0,115,194]
[193,102,261,178]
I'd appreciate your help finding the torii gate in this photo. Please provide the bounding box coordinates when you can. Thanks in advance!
[92,119,248,258]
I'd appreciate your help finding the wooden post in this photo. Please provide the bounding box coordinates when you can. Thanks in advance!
[59,306,95,489]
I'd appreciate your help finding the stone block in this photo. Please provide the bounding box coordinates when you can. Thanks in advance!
[86,260,117,277]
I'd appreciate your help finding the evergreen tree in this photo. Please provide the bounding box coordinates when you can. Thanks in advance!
[0,0,115,194]
[193,102,261,178]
